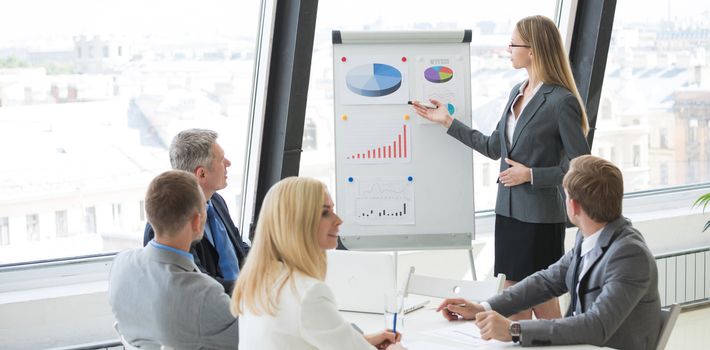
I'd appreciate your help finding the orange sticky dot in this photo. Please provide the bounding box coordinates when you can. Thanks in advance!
[341,57,347,62]
[401,56,407,62]
[403,114,410,120]
[341,114,347,121]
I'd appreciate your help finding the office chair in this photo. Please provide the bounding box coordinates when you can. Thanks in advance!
[656,304,681,350]
[402,266,505,302]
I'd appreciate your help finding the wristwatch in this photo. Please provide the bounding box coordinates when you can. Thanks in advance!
[509,322,521,343]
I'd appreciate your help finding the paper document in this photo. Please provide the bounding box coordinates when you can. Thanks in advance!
[402,340,462,350]
[424,322,504,347]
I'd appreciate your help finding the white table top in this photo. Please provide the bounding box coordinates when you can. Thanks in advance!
[341,302,610,350]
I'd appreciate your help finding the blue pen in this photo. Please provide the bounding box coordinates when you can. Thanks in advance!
[393,312,398,334]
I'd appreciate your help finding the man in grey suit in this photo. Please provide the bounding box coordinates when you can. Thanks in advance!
[437,155,661,350]
[109,170,238,349]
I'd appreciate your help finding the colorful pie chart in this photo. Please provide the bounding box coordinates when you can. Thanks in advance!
[346,63,402,97]
[424,66,454,83]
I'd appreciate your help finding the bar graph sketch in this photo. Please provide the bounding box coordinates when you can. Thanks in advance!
[348,176,415,225]
[341,115,412,164]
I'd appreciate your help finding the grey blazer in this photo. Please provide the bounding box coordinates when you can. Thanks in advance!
[487,217,662,349]
[108,244,239,349]
[447,83,590,223]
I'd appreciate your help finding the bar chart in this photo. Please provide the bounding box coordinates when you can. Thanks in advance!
[345,123,410,163]
[350,176,415,225]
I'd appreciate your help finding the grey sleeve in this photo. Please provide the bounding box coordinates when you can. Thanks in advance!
[518,242,654,347]
[530,94,590,189]
[446,118,502,160]
[488,248,573,316]
[198,281,240,349]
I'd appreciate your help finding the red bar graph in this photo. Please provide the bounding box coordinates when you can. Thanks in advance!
[346,125,409,160]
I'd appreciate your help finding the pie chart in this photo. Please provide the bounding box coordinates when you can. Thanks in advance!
[346,63,402,97]
[424,66,454,83]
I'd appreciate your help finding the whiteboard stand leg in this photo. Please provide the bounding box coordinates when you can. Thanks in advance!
[393,250,399,288]
[468,248,477,281]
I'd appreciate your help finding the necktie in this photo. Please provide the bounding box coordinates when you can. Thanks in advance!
[206,201,239,281]
[569,245,583,315]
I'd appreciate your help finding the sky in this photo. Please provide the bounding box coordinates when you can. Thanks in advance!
[0,0,708,48]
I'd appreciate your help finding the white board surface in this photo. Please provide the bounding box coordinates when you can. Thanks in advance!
[333,31,475,250]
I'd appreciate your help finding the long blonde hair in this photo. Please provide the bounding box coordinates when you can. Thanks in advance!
[231,177,328,316]
[517,15,589,136]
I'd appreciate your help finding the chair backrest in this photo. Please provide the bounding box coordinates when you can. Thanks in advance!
[655,304,681,350]
[402,267,505,302]
[113,321,174,350]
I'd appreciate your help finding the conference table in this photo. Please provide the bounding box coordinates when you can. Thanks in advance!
[341,301,612,350]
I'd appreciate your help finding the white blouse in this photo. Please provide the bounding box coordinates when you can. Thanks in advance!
[505,80,543,148]
[238,270,375,350]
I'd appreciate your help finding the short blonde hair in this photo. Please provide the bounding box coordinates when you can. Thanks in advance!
[231,177,327,316]
[563,155,623,222]
[517,15,589,135]
[145,170,204,237]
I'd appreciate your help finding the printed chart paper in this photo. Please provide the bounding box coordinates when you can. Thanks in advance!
[345,176,415,225]
[415,55,466,124]
[338,56,409,105]
[339,114,412,165]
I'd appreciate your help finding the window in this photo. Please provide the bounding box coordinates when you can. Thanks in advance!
[55,210,69,238]
[633,144,641,167]
[0,217,9,246]
[0,0,261,265]
[300,0,559,212]
[659,128,668,149]
[689,119,698,144]
[27,214,40,242]
[112,203,123,228]
[659,162,669,185]
[596,0,710,191]
[84,207,96,234]
[303,118,318,150]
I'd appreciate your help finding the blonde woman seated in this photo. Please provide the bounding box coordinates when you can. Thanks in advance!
[232,177,406,350]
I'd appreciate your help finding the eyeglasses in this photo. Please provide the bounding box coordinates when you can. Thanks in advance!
[508,44,531,48]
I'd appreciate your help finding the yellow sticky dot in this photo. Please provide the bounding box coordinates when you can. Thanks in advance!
[403,114,410,120]
[341,115,347,121]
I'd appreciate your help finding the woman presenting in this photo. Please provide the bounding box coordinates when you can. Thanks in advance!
[412,15,590,320]
[232,177,406,350]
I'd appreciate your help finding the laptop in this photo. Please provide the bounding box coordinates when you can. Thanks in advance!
[325,250,429,314]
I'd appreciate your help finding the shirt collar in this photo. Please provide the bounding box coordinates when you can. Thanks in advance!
[517,79,544,95]
[580,226,604,257]
[149,240,194,262]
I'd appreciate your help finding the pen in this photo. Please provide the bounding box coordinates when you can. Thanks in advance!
[407,100,437,109]
[444,303,467,311]
[393,312,398,334]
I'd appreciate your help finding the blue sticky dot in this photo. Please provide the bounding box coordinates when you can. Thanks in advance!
[447,103,455,115]
[348,177,354,183]
[407,176,413,182]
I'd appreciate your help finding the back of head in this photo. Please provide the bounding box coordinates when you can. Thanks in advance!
[232,177,327,316]
[145,170,204,237]
[169,128,218,172]
[516,15,589,135]
[563,155,623,223]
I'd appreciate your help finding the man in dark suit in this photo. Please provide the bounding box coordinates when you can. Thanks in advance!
[437,155,661,350]
[144,128,250,294]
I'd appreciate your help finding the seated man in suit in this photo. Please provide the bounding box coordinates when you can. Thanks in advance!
[109,170,238,348]
[438,155,661,350]
[144,128,250,294]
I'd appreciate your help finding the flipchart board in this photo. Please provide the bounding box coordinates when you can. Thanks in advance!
[332,30,475,250]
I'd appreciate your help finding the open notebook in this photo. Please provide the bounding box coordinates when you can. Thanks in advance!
[325,250,429,314]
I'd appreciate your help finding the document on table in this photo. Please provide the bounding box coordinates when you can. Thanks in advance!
[423,322,504,347]
[403,340,463,350]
